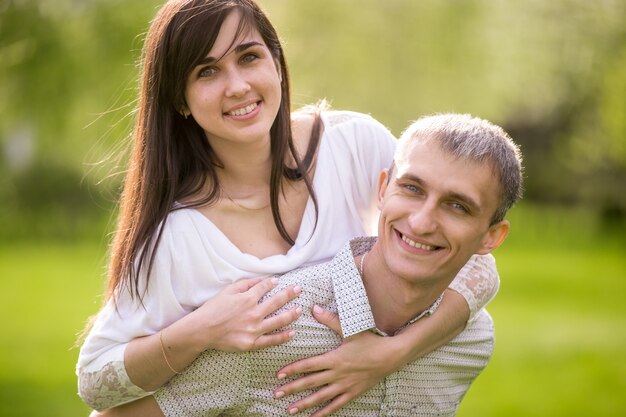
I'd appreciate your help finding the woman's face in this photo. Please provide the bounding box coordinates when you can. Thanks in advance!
[184,10,282,151]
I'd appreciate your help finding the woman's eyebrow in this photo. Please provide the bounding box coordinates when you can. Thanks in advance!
[198,41,264,65]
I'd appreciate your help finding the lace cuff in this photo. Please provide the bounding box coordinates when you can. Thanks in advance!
[78,360,153,411]
[448,254,500,321]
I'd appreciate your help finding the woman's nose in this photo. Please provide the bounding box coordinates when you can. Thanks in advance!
[224,69,251,98]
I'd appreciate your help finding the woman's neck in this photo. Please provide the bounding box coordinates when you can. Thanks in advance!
[211,136,274,191]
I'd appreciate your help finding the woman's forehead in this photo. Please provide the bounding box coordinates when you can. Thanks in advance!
[205,10,264,59]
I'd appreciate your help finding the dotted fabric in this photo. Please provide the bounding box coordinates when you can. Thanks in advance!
[155,238,494,417]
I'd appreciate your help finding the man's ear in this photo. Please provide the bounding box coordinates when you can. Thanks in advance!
[377,169,390,210]
[477,220,510,255]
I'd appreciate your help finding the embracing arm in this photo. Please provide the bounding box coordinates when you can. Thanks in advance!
[275,253,499,416]
[77,277,301,411]
[124,278,302,391]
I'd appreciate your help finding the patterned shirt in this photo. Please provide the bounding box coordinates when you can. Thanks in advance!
[154,237,495,417]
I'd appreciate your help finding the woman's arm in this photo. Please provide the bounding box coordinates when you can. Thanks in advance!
[124,278,302,391]
[89,395,164,417]
[273,254,498,417]
[78,278,302,411]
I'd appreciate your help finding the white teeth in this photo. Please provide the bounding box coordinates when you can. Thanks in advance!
[228,102,257,116]
[401,234,437,251]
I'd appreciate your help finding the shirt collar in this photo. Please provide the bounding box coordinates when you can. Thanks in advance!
[329,237,377,338]
[329,237,445,338]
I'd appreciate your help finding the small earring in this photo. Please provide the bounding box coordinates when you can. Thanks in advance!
[183,110,190,119]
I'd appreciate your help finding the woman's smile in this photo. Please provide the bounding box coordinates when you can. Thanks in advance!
[225,100,261,119]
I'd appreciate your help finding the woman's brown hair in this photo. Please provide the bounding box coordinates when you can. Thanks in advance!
[106,0,320,303]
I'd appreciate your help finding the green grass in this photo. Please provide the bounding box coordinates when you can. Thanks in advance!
[0,240,106,417]
[1,204,624,416]
[457,205,626,417]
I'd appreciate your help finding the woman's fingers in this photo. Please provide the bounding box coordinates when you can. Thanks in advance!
[311,305,342,336]
[222,277,265,294]
[285,385,348,416]
[261,305,302,333]
[253,328,296,350]
[274,370,332,399]
[247,277,280,299]
[258,283,302,315]
[277,350,333,380]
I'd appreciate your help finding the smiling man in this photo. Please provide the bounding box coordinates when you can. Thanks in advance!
[364,113,521,338]
[109,113,523,417]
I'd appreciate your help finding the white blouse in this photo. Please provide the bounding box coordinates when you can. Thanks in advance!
[76,111,500,411]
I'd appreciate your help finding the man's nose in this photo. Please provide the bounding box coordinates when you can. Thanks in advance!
[407,201,438,235]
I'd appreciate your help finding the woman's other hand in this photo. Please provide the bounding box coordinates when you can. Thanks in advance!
[273,305,400,417]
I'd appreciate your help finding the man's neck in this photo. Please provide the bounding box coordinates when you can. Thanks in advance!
[359,242,451,335]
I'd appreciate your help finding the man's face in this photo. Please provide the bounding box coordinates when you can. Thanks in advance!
[376,138,509,287]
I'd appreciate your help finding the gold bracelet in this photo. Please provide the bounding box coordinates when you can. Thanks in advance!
[159,330,180,374]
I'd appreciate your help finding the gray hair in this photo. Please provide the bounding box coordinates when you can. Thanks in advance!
[396,113,524,224]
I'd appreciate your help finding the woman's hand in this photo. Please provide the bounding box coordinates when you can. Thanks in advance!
[273,306,402,417]
[125,277,302,392]
[189,277,303,352]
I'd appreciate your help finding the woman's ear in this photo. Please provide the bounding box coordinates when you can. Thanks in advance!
[477,220,510,255]
[178,107,191,119]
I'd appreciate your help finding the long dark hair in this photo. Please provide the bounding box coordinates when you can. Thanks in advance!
[106,0,320,303]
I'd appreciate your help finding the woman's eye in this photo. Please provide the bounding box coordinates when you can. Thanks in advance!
[199,66,218,78]
[240,53,258,64]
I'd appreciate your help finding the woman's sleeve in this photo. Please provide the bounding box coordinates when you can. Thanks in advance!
[448,253,500,321]
[76,223,187,411]
[325,111,396,236]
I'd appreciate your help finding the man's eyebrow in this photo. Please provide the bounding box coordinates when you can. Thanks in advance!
[396,173,424,186]
[197,41,264,65]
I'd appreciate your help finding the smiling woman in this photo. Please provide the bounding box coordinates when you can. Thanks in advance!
[182,14,283,148]
[75,1,501,416]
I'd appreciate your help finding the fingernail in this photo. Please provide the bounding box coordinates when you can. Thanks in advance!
[295,307,302,315]
[313,304,324,314]
[288,330,296,338]
[289,407,299,415]
[271,277,279,285]
[293,285,302,294]
[274,391,285,399]
[277,372,287,380]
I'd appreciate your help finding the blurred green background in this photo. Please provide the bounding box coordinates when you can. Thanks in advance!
[1,0,625,416]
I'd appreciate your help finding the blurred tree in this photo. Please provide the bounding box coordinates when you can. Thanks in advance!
[1,0,625,239]
[0,0,162,238]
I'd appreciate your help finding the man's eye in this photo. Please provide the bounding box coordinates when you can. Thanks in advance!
[403,184,419,193]
[450,202,469,213]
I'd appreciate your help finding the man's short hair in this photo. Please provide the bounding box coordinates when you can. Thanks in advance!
[395,113,523,224]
